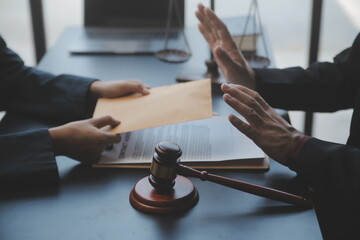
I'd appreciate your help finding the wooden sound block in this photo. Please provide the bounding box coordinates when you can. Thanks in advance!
[130,175,199,214]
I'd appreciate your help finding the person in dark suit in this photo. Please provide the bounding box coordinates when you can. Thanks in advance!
[0,36,150,190]
[196,4,360,239]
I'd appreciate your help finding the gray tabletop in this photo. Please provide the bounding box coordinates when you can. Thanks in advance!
[0,27,322,240]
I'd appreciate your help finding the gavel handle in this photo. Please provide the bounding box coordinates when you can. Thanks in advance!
[177,164,312,207]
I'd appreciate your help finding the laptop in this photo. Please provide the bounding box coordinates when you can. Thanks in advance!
[69,0,185,55]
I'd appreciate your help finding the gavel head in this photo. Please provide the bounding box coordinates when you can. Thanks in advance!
[149,142,182,192]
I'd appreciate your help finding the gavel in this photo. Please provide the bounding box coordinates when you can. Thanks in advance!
[130,142,312,214]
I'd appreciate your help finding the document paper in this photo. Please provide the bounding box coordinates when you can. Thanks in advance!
[93,79,212,133]
[95,116,267,169]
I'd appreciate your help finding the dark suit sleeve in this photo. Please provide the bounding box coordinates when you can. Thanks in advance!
[0,36,97,122]
[253,34,360,236]
[254,33,360,112]
[0,36,98,190]
[0,129,59,190]
[288,138,360,238]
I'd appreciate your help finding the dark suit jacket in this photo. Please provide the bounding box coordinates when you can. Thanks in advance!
[255,33,360,239]
[0,36,97,190]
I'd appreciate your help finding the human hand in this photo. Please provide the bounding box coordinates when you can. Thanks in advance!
[49,115,121,164]
[221,83,303,165]
[196,4,256,89]
[90,79,150,99]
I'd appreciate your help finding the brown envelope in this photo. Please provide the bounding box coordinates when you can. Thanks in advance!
[93,79,212,133]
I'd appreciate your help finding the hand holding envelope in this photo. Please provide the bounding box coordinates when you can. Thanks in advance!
[93,79,213,133]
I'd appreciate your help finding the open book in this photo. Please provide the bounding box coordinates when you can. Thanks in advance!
[93,116,269,170]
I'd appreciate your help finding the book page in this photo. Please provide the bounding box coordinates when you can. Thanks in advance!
[98,116,264,165]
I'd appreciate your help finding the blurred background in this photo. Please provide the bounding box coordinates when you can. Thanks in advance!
[0,0,359,144]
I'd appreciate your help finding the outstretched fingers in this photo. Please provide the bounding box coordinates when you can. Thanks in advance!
[203,7,221,42]
[198,23,216,47]
[223,93,264,127]
[235,85,289,125]
[204,7,242,53]
[235,85,270,110]
[204,7,230,40]
[196,4,216,46]
[222,84,267,120]
[228,114,254,139]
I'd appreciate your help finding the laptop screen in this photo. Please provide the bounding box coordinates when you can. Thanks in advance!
[84,0,185,28]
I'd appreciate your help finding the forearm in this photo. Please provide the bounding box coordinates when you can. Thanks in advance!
[255,63,356,112]
[254,34,360,112]
[5,69,98,121]
[0,129,59,190]
[0,37,97,121]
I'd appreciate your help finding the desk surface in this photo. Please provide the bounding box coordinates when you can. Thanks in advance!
[0,27,321,240]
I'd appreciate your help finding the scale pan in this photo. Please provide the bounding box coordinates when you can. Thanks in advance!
[155,49,191,63]
[245,55,270,68]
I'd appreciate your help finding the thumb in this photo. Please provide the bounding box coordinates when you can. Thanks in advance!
[214,46,241,69]
[130,83,150,95]
[91,115,121,128]
[103,132,122,144]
